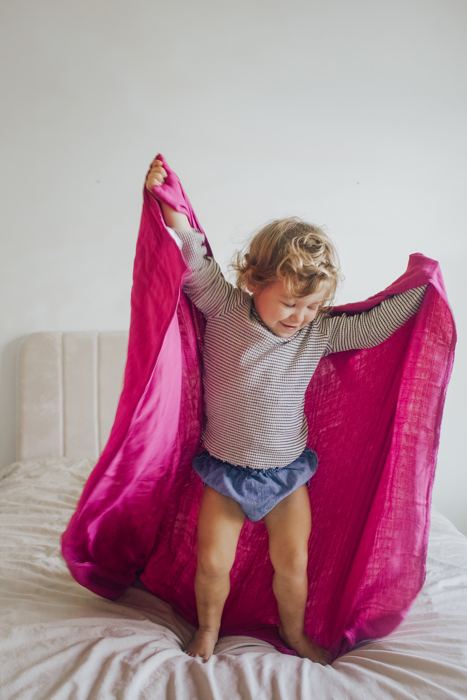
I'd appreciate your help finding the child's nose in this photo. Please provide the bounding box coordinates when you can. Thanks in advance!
[290,310,304,323]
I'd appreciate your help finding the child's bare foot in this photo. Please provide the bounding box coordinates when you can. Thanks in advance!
[279,625,329,665]
[185,628,218,662]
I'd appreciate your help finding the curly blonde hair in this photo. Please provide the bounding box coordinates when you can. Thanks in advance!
[230,217,342,309]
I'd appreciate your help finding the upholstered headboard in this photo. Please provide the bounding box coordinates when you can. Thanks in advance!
[18,331,128,460]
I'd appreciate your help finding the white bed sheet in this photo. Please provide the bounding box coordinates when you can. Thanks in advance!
[0,457,466,700]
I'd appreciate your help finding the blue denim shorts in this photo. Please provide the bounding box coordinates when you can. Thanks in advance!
[192,447,318,522]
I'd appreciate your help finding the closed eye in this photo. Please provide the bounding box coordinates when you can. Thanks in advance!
[282,302,295,308]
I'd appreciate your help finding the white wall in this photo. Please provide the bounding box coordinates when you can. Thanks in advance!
[1,0,466,532]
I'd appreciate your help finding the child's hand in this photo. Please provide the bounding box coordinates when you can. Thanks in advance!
[146,159,167,191]
[146,157,191,231]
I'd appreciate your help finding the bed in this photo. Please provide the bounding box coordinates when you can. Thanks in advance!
[1,331,466,700]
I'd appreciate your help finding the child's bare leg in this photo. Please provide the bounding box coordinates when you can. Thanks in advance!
[186,485,246,661]
[263,485,329,665]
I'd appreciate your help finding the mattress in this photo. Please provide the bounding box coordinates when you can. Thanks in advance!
[1,456,466,699]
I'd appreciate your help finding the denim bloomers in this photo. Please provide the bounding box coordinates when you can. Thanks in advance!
[192,447,318,522]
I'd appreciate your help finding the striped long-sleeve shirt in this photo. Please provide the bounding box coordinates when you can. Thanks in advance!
[170,227,426,470]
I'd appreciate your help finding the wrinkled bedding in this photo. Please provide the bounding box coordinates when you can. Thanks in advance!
[1,457,467,699]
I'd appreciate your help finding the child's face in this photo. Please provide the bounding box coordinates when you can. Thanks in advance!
[252,279,327,338]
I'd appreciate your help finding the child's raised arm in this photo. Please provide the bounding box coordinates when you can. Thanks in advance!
[322,286,427,355]
[145,158,243,319]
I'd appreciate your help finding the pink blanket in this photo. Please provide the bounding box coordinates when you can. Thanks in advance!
[62,155,456,661]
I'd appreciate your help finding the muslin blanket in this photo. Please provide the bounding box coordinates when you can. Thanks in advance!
[62,155,456,661]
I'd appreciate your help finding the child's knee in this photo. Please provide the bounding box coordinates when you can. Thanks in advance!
[197,545,235,578]
[270,546,308,578]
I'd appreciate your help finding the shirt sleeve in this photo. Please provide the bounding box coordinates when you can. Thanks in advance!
[322,285,428,356]
[169,227,243,317]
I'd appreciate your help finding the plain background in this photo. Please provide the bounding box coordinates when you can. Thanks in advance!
[1,0,465,533]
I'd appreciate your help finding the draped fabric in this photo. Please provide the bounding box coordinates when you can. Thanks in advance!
[62,155,456,661]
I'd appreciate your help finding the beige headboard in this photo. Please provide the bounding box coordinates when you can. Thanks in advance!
[18,331,128,460]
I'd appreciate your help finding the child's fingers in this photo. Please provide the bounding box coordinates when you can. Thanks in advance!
[149,165,167,179]
[146,176,163,190]
[146,165,167,189]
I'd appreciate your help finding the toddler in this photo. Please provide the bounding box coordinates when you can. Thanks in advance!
[146,158,426,664]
